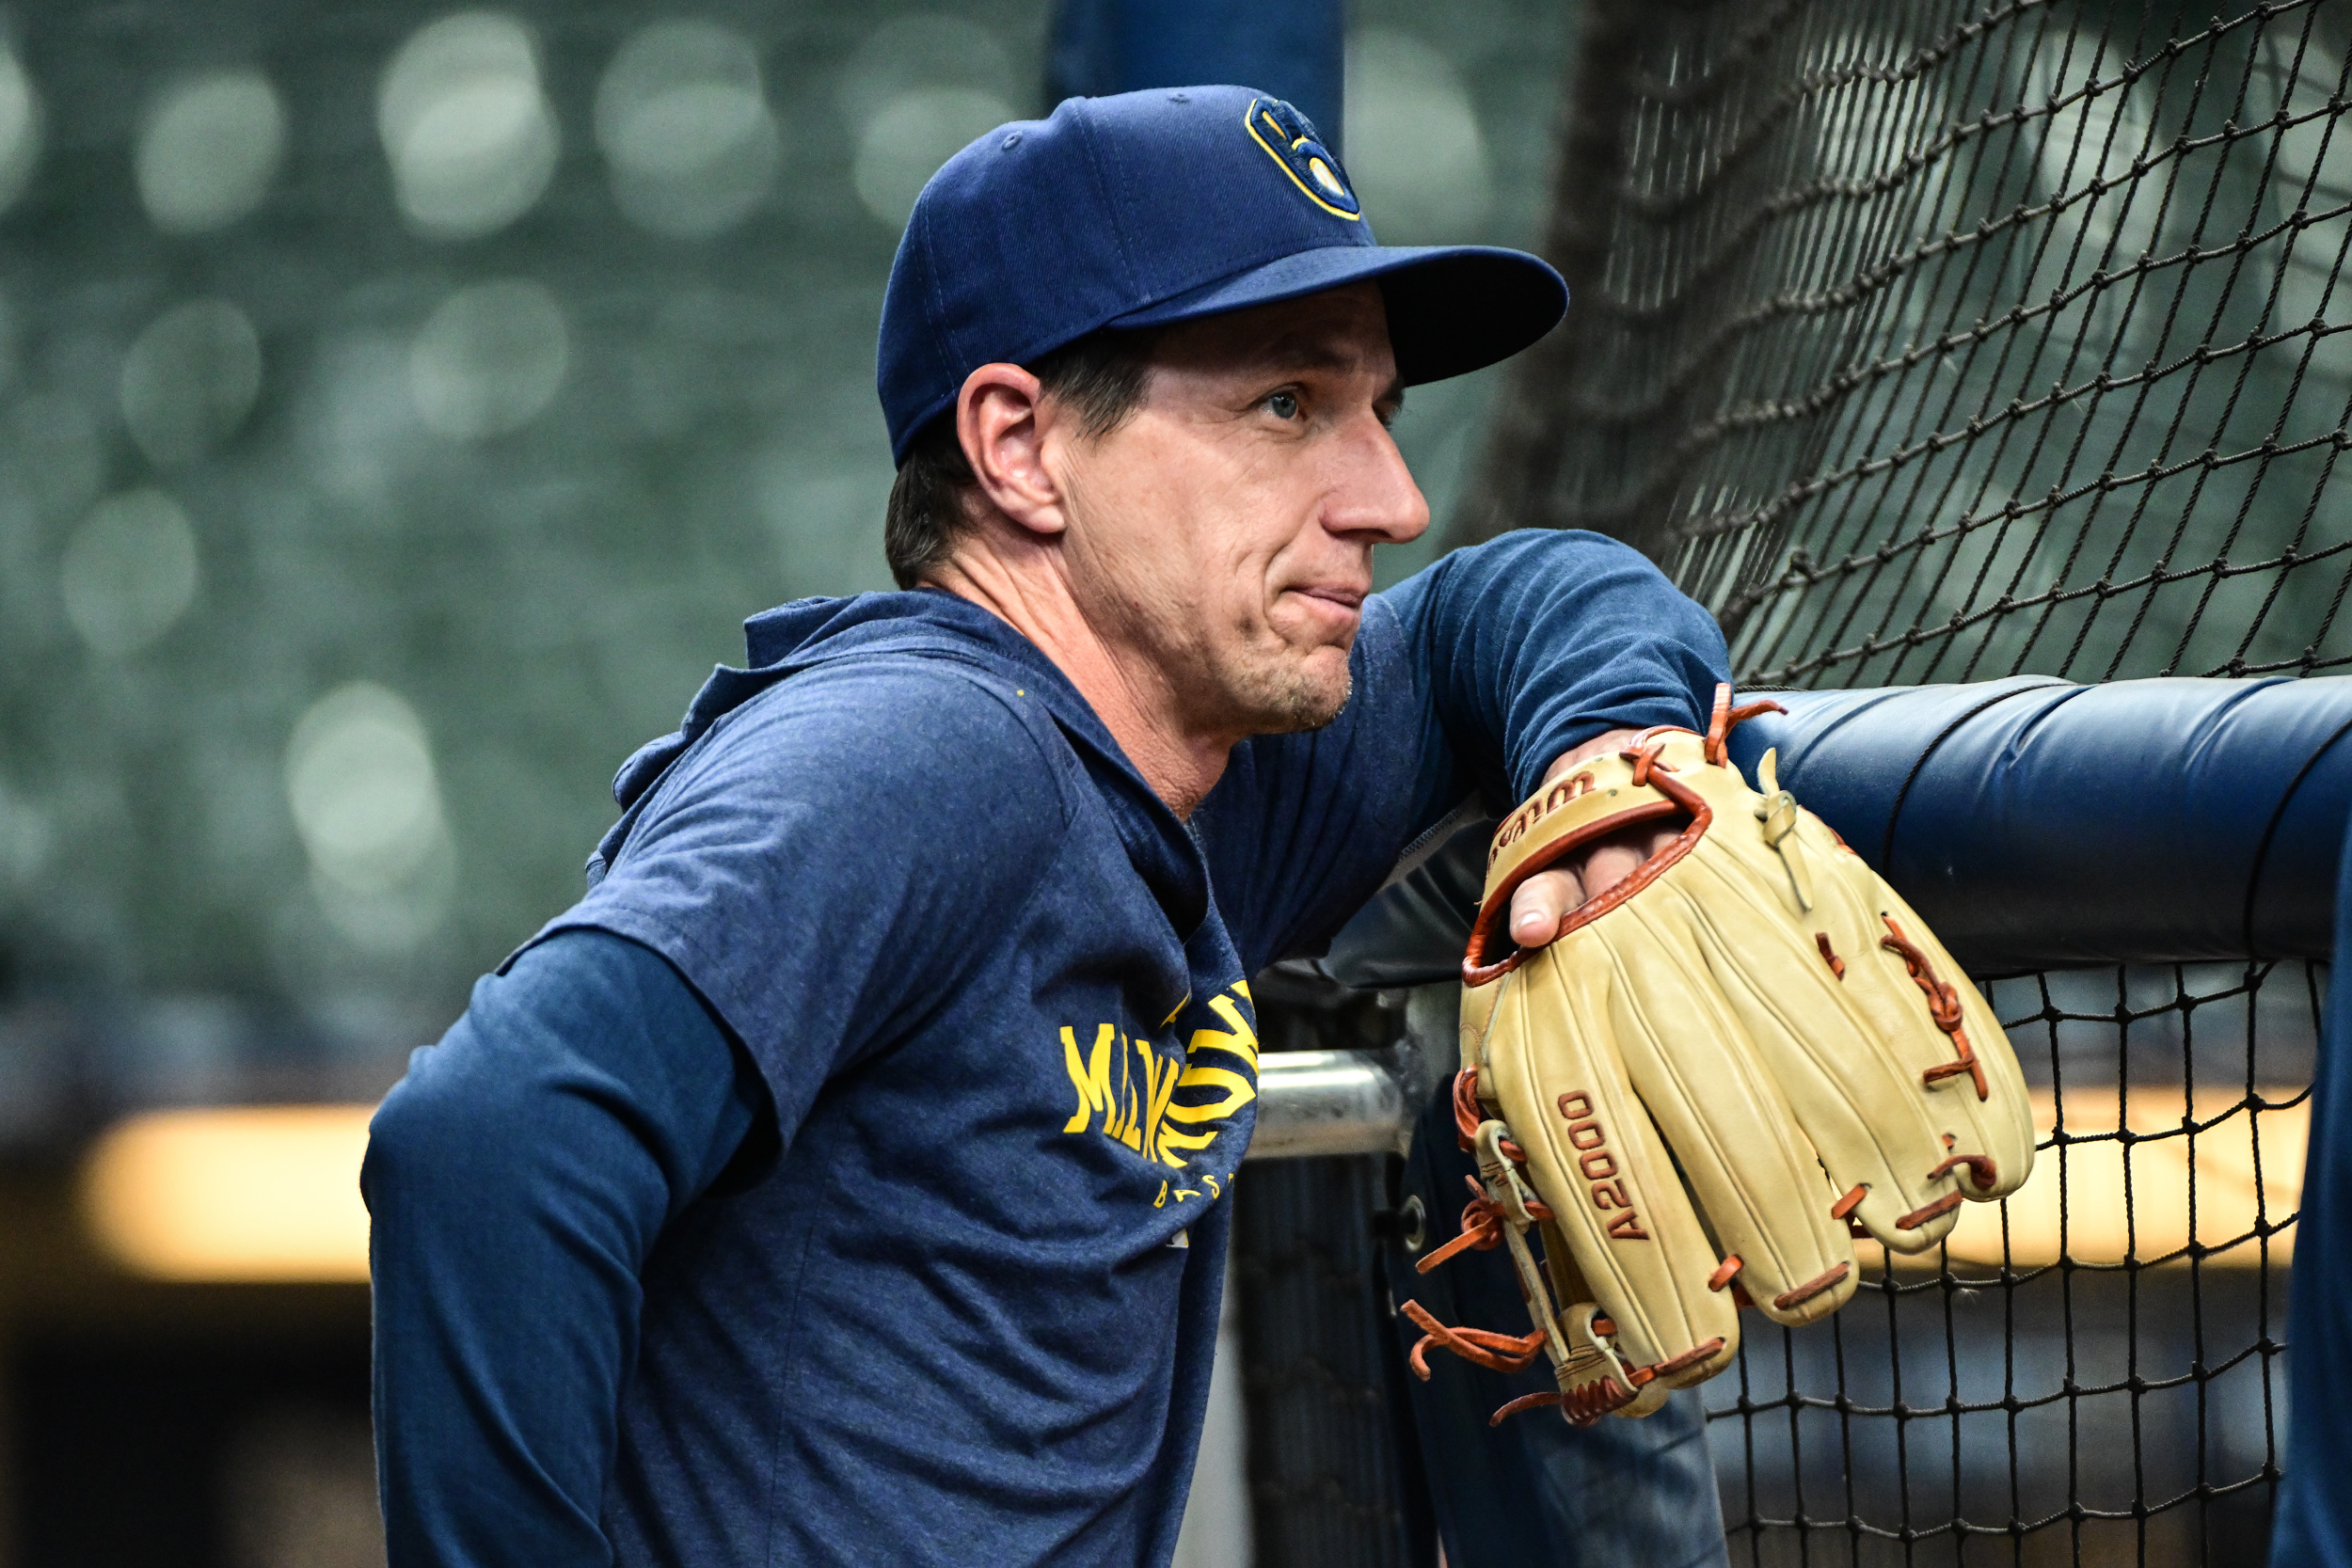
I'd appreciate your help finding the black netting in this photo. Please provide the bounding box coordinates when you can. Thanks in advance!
[1233,1152,1434,1568]
[1459,1,2347,1560]
[1716,963,2313,1565]
[1469,0,2352,689]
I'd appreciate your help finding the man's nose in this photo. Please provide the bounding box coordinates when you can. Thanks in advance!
[1324,413,1431,545]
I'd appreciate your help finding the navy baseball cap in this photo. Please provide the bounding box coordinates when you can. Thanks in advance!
[877,85,1567,462]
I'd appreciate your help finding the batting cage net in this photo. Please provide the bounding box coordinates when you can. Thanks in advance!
[1452,0,2350,1561]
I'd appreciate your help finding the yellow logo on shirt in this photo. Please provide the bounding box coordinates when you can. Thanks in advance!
[1060,982,1259,1191]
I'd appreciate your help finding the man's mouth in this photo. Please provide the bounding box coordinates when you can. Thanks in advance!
[1288,584,1367,614]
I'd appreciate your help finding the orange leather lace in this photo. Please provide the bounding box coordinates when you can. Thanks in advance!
[1879,915,1989,1100]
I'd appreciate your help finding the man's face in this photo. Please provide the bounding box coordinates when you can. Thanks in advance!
[1049,283,1430,739]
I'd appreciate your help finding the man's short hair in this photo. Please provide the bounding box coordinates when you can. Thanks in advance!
[883,327,1159,590]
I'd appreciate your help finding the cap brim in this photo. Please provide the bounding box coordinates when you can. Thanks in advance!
[1109,244,1566,385]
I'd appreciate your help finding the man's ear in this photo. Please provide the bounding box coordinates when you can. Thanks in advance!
[957,363,1068,539]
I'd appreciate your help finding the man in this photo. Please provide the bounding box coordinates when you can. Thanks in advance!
[365,86,1725,1563]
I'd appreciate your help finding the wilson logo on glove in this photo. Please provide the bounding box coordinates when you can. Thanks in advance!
[1403,685,2038,1429]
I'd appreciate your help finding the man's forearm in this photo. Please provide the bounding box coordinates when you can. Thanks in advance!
[364,929,758,1566]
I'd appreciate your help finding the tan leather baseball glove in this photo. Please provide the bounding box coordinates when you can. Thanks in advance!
[1403,686,2035,1426]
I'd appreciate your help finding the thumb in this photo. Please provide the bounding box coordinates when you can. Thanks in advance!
[1509,867,1581,948]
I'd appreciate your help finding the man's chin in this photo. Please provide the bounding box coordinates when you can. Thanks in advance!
[1234,659,1353,736]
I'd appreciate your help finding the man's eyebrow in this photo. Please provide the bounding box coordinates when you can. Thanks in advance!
[1253,337,1358,374]
[1247,335,1404,401]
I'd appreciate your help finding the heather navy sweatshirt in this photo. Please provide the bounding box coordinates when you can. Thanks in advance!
[362,529,1730,1567]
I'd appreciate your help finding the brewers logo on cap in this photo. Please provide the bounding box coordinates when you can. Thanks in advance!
[1244,97,1360,221]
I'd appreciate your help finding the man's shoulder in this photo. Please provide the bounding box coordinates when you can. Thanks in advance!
[694,653,1076,815]
[590,595,1089,887]
[640,648,1077,860]
[593,652,1078,914]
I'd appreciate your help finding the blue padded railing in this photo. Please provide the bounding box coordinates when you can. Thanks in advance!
[1322,676,2352,985]
[1729,676,2352,974]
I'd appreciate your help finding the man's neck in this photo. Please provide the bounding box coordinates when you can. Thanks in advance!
[928,539,1232,818]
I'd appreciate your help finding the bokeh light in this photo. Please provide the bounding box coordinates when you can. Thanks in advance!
[407,277,569,438]
[119,298,264,467]
[596,20,781,238]
[59,487,200,657]
[377,11,558,240]
[81,1105,375,1283]
[852,89,1011,228]
[836,13,1014,131]
[285,682,453,953]
[285,682,444,895]
[840,14,1014,230]
[0,39,40,214]
[135,69,285,234]
[1344,27,1493,244]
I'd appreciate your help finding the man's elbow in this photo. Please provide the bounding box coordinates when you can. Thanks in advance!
[363,1033,511,1219]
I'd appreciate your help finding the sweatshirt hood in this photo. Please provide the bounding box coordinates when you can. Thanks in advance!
[594,589,1201,925]
[612,591,1110,812]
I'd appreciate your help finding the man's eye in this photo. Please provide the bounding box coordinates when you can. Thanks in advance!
[1264,389,1300,420]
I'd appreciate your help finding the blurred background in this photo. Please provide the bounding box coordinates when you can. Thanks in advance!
[0,0,1567,1147]
[0,0,1567,1561]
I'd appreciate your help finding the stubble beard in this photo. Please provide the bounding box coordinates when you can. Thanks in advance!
[1200,632,1354,736]
[1063,479,1353,737]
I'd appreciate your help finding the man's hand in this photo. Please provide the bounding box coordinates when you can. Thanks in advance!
[1506,730,1679,950]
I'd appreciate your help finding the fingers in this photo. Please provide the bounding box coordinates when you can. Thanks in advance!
[1576,841,1647,902]
[1579,823,1682,904]
[1511,824,1687,949]
[1487,954,1741,1377]
[1510,867,1581,947]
